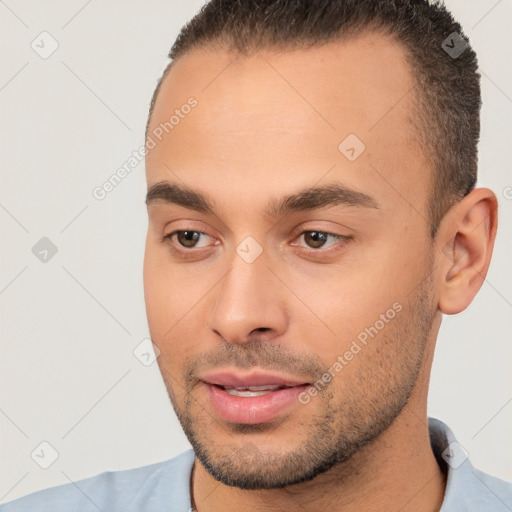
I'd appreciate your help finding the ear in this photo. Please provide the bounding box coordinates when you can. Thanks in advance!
[435,188,498,315]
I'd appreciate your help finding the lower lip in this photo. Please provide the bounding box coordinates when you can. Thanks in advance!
[204,383,309,424]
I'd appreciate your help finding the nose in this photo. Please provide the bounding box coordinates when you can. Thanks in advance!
[207,251,288,345]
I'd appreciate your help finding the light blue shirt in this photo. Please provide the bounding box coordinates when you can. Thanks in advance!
[2,418,511,511]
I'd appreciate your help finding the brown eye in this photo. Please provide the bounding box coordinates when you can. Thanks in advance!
[176,230,202,248]
[303,231,330,249]
[162,229,218,260]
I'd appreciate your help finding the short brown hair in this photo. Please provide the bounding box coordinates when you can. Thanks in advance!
[147,0,480,237]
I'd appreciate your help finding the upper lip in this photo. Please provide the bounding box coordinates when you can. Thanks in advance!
[200,370,310,388]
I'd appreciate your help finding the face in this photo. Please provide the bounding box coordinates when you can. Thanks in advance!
[144,32,439,489]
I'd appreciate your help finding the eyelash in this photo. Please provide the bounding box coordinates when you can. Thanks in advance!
[161,229,352,259]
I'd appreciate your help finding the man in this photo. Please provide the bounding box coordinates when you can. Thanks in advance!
[2,0,511,511]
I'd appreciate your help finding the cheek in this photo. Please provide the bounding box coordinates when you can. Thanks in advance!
[305,261,392,329]
[310,246,428,362]
[316,301,422,407]
[143,243,186,342]
[143,247,167,330]
[143,243,212,371]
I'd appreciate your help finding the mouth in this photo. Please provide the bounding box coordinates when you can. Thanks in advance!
[221,384,292,397]
[199,370,311,424]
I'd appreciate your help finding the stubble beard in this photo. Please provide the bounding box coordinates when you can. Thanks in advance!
[160,270,436,490]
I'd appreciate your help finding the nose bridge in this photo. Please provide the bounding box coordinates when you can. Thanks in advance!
[208,246,288,344]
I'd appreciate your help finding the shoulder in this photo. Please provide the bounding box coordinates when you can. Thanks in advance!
[0,450,195,512]
[428,417,512,511]
[442,465,512,511]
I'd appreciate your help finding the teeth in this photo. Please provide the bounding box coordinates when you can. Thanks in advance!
[225,389,271,397]
[223,385,284,397]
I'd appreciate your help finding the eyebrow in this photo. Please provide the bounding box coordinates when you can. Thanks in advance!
[145,180,379,217]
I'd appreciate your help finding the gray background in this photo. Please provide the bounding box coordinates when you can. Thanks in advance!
[1,0,511,502]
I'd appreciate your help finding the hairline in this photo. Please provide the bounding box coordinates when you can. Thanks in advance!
[146,28,453,239]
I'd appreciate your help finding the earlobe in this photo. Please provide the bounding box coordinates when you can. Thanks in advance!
[436,188,498,315]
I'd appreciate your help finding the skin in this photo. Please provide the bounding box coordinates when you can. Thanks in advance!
[143,31,497,512]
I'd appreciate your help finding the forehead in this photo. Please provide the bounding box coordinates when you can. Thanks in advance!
[145,32,430,221]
